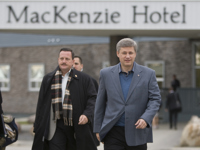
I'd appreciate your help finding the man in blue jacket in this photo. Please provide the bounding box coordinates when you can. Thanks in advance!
[94,38,161,150]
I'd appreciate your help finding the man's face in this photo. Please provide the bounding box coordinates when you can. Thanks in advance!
[117,47,136,68]
[58,51,74,73]
[73,57,83,71]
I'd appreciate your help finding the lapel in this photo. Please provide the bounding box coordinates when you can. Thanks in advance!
[111,64,125,102]
[71,69,79,84]
[126,63,142,103]
[65,69,79,89]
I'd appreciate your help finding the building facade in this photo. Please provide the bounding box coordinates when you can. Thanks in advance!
[0,0,199,121]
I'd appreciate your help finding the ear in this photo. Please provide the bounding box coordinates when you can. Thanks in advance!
[116,51,119,58]
[81,64,83,69]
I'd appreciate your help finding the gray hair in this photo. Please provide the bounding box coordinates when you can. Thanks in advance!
[116,38,137,52]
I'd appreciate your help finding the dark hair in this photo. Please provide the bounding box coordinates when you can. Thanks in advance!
[59,48,74,59]
[74,56,83,64]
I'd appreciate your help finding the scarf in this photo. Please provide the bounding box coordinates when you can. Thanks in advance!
[51,67,73,126]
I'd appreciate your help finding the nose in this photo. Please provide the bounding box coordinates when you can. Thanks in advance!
[63,59,67,63]
[126,53,130,58]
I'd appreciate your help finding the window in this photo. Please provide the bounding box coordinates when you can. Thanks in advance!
[0,64,10,91]
[145,61,165,88]
[29,64,44,91]
[194,44,200,87]
[102,61,110,68]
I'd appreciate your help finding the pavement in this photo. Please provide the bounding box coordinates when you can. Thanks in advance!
[5,122,200,150]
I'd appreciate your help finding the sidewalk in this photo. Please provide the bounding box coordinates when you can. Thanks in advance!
[6,124,33,150]
[97,123,199,150]
[5,123,200,150]
[147,123,199,150]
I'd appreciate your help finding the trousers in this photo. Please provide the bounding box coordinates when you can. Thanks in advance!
[49,119,76,150]
[169,110,178,129]
[104,126,147,150]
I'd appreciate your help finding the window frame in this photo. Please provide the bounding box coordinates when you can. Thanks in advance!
[192,42,200,87]
[28,63,45,92]
[0,64,10,91]
[144,61,165,88]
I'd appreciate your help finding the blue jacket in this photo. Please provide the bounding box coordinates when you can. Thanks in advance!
[94,63,161,146]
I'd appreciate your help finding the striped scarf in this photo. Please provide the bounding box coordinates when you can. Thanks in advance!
[51,67,73,126]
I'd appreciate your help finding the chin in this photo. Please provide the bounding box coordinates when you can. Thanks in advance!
[60,67,68,70]
[124,63,132,66]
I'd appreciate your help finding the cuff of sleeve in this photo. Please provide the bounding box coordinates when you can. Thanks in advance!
[140,118,151,128]
[83,114,92,124]
[93,125,101,133]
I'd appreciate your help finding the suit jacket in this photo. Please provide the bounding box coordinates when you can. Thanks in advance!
[94,62,161,146]
[32,67,97,150]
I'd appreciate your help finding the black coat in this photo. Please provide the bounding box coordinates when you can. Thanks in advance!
[166,92,181,111]
[0,89,4,136]
[32,67,97,150]
[0,90,3,114]
[171,79,180,91]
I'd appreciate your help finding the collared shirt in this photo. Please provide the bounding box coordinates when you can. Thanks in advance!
[119,62,135,101]
[118,62,135,74]
[62,69,71,104]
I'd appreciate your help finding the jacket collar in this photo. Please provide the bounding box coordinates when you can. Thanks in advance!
[111,62,143,103]
[71,69,79,80]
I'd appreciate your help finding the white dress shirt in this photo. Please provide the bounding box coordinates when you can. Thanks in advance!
[61,69,71,104]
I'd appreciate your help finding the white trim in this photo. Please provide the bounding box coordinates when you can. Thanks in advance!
[0,64,10,91]
[156,78,164,82]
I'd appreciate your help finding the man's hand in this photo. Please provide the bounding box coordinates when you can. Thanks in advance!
[78,115,88,125]
[96,133,100,142]
[135,119,147,129]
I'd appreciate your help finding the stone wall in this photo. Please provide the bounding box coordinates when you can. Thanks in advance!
[136,40,192,88]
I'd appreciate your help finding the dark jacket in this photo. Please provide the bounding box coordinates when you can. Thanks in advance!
[166,92,181,111]
[91,78,98,92]
[171,79,180,91]
[32,67,97,150]
[0,89,4,136]
[0,90,3,114]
